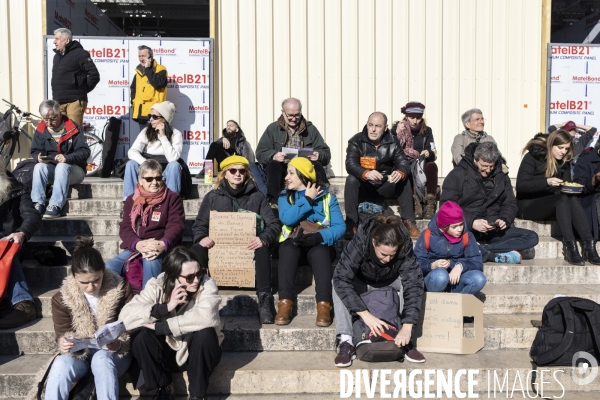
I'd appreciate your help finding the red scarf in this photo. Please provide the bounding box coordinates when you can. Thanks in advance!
[36,116,80,154]
[130,184,168,232]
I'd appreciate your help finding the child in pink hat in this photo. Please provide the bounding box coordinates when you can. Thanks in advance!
[414,201,487,294]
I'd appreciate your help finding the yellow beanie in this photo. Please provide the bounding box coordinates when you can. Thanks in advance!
[289,157,316,182]
[220,155,250,170]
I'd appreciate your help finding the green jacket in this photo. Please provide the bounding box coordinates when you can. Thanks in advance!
[255,115,331,165]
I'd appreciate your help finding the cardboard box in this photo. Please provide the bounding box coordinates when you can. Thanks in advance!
[207,211,256,288]
[414,292,484,354]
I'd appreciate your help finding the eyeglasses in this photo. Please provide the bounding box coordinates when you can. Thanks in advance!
[179,271,202,284]
[42,115,59,123]
[148,114,163,120]
[228,168,246,175]
[284,111,302,120]
[141,175,163,182]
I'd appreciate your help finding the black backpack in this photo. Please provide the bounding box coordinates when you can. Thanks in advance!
[530,297,600,367]
[12,159,37,190]
[352,286,405,362]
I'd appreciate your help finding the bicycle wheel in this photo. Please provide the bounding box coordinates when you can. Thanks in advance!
[84,132,104,176]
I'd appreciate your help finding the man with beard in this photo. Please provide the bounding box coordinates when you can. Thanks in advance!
[196,120,267,194]
[255,98,331,204]
[0,160,42,329]
[51,28,100,126]
[131,45,168,127]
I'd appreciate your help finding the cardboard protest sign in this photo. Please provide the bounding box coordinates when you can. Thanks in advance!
[414,293,484,354]
[208,212,256,287]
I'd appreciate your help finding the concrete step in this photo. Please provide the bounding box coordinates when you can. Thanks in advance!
[1,350,597,397]
[31,215,565,258]
[31,283,600,319]
[0,312,540,356]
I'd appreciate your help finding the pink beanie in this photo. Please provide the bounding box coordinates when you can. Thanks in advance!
[436,201,464,228]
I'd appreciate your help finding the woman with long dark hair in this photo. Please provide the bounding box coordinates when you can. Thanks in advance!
[191,155,280,324]
[392,101,438,219]
[332,215,425,367]
[120,246,222,400]
[275,157,345,327]
[43,236,132,399]
[123,101,183,200]
[516,130,600,265]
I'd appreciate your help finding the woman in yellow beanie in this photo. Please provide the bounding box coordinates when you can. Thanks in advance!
[191,155,281,323]
[275,157,346,327]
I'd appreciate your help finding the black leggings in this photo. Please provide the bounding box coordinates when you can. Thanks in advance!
[277,240,335,303]
[190,243,272,294]
[518,193,592,241]
[131,327,221,397]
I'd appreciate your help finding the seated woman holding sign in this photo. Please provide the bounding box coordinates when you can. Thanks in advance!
[41,237,132,399]
[191,155,280,324]
[275,157,345,327]
[106,159,185,293]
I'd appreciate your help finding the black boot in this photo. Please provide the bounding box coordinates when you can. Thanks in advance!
[257,292,275,324]
[582,240,600,265]
[563,240,585,266]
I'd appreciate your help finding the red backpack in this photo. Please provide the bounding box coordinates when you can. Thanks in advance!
[423,228,469,251]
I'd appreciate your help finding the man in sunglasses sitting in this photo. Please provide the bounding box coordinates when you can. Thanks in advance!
[30,99,91,218]
[255,97,331,205]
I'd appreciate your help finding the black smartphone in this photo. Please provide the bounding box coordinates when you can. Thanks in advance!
[39,154,52,161]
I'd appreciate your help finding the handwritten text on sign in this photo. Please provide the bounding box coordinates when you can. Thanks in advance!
[208,212,256,287]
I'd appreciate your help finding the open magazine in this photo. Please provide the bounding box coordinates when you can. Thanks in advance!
[64,320,126,353]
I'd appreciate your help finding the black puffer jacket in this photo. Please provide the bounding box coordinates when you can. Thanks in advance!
[192,179,281,245]
[217,127,251,161]
[345,126,411,182]
[516,134,572,212]
[0,173,41,240]
[333,216,423,325]
[51,40,100,103]
[441,142,517,229]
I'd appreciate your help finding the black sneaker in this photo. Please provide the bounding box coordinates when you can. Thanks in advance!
[153,385,173,400]
[404,344,426,363]
[519,247,536,260]
[34,202,45,215]
[43,204,61,219]
[195,168,205,179]
[344,219,357,240]
[334,341,356,367]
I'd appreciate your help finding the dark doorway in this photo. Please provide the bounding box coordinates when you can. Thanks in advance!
[92,0,210,38]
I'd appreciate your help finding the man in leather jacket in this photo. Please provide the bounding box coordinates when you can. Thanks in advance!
[344,112,419,238]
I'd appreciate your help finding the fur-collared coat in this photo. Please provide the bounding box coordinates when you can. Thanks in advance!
[119,273,223,366]
[52,269,132,360]
[28,270,131,399]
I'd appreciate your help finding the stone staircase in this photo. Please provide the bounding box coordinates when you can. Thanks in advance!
[1,177,600,398]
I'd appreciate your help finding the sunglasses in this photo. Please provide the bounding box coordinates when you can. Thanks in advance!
[148,114,163,120]
[141,175,163,182]
[179,271,202,284]
[228,168,246,175]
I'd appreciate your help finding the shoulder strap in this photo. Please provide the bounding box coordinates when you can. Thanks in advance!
[462,232,469,249]
[424,228,431,251]
[534,301,575,365]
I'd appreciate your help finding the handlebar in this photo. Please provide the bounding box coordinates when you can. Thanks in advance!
[2,99,39,119]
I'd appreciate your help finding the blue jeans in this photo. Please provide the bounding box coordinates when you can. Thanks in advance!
[45,349,131,400]
[475,227,539,261]
[7,258,34,305]
[123,159,182,200]
[105,250,164,288]
[31,163,85,208]
[424,268,487,294]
